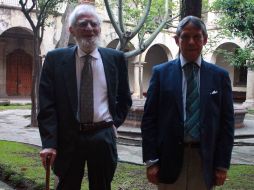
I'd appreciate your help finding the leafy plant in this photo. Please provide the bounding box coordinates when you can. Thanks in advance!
[215,48,254,68]
[211,0,254,68]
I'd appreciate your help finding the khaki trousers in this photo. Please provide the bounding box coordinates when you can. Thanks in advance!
[158,147,213,190]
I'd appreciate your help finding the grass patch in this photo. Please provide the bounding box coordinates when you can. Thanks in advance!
[216,165,254,190]
[0,104,31,111]
[0,140,254,190]
[0,141,53,189]
[80,163,156,190]
[248,109,254,115]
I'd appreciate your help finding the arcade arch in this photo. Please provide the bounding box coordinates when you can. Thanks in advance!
[0,27,33,97]
[106,39,136,92]
[143,44,173,93]
[212,42,247,102]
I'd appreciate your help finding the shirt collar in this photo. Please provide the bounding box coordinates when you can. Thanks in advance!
[77,47,100,60]
[180,54,201,68]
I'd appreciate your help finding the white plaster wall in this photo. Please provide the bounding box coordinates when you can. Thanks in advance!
[0,7,63,56]
[41,15,63,55]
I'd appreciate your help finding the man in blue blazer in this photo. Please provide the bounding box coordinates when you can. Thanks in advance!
[38,4,132,190]
[141,16,234,190]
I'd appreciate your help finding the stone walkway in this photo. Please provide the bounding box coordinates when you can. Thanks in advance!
[0,181,13,190]
[1,109,253,165]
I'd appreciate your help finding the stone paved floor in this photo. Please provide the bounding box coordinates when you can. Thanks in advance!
[0,181,14,190]
[0,109,254,165]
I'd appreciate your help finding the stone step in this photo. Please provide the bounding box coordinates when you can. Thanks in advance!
[117,124,254,146]
[117,126,142,146]
[0,99,10,106]
[118,125,141,133]
[117,136,142,146]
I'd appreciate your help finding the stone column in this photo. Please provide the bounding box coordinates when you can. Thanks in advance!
[79,0,95,5]
[132,62,144,99]
[0,40,7,97]
[243,67,254,108]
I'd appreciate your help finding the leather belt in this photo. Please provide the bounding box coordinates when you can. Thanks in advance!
[183,142,200,148]
[80,121,113,132]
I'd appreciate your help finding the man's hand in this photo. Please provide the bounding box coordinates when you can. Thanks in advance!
[214,169,227,186]
[40,148,57,169]
[146,164,159,185]
[112,125,118,138]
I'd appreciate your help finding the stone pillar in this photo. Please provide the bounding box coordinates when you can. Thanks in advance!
[132,62,144,99]
[79,0,95,5]
[0,40,7,97]
[243,67,254,108]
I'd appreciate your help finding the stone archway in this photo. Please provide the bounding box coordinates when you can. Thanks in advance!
[6,49,32,96]
[106,39,136,93]
[0,27,34,97]
[212,42,247,103]
[143,44,172,93]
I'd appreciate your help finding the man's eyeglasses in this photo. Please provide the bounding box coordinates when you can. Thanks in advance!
[180,35,203,42]
[76,20,99,28]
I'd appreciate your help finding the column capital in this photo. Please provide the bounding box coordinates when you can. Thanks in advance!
[133,61,147,65]
[79,0,95,5]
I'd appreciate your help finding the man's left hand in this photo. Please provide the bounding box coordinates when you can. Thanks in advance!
[214,169,227,186]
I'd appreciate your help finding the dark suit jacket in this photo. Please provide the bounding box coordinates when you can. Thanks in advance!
[38,46,132,177]
[141,58,234,188]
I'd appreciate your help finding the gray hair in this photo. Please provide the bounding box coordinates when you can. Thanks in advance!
[68,4,102,27]
[176,16,207,37]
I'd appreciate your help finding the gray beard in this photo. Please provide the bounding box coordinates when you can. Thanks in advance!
[76,36,100,53]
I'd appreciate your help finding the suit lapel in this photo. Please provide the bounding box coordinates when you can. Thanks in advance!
[200,61,211,122]
[62,46,78,118]
[173,59,184,122]
[98,48,110,89]
[98,48,117,101]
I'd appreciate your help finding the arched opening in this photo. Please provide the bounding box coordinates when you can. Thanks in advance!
[6,49,32,96]
[212,43,247,102]
[143,44,172,94]
[106,39,135,93]
[0,27,33,97]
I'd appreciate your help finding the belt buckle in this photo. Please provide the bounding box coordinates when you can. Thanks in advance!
[80,123,94,131]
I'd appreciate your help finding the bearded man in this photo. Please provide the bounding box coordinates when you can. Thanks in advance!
[38,4,132,190]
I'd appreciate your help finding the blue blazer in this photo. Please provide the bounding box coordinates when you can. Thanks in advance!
[141,58,234,188]
[38,46,132,177]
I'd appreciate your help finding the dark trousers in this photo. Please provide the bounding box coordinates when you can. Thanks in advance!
[56,127,118,190]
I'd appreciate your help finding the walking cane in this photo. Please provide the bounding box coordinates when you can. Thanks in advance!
[45,156,51,190]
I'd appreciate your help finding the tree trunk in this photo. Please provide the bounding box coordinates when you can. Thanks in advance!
[56,3,74,48]
[31,33,42,127]
[180,0,202,19]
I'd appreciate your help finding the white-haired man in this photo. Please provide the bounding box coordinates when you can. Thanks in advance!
[38,4,132,190]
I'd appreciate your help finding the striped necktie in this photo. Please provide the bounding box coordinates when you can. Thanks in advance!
[80,54,93,123]
[184,62,200,140]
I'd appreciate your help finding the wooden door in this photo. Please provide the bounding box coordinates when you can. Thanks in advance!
[6,49,32,96]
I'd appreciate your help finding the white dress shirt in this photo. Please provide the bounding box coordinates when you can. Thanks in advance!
[76,47,112,123]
